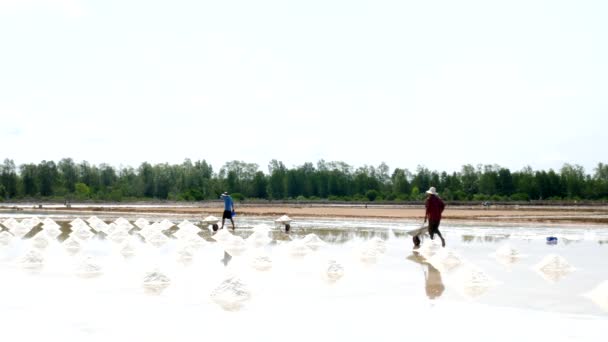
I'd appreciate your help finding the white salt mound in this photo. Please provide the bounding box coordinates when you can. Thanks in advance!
[76,257,103,276]
[203,215,220,223]
[250,254,273,271]
[2,218,19,230]
[146,232,169,247]
[143,271,171,284]
[251,224,272,233]
[20,249,44,265]
[211,228,234,243]
[70,218,88,228]
[246,231,272,248]
[71,227,95,241]
[42,218,60,230]
[302,233,326,249]
[288,239,312,257]
[20,217,41,229]
[428,248,464,273]
[0,231,13,245]
[534,254,575,282]
[367,237,387,254]
[31,234,50,249]
[134,218,149,229]
[177,220,199,233]
[9,225,31,238]
[210,276,251,311]
[62,237,81,251]
[43,227,62,239]
[114,217,133,229]
[583,280,608,312]
[325,260,345,282]
[224,236,247,256]
[160,219,174,230]
[452,265,496,299]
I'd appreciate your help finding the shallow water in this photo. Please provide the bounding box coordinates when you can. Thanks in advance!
[1,214,607,341]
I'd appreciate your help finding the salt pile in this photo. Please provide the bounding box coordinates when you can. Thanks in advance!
[203,215,220,224]
[20,217,41,230]
[211,228,234,243]
[159,219,174,230]
[31,234,50,249]
[358,237,387,263]
[114,217,134,230]
[43,227,62,239]
[42,218,60,230]
[246,230,272,248]
[174,220,201,239]
[134,218,150,229]
[70,218,89,229]
[9,223,31,239]
[142,270,171,294]
[71,227,95,241]
[287,239,312,257]
[108,228,129,244]
[19,249,44,268]
[119,240,138,256]
[75,256,103,277]
[181,235,208,248]
[223,236,247,256]
[325,260,345,282]
[428,248,464,273]
[210,276,251,311]
[0,231,13,245]
[41,218,62,239]
[302,233,326,250]
[250,254,273,271]
[146,232,169,247]
[492,244,524,266]
[88,217,109,233]
[176,245,196,260]
[534,254,575,282]
[451,265,496,299]
[583,280,608,312]
[2,218,19,230]
[62,237,81,252]
[251,223,272,233]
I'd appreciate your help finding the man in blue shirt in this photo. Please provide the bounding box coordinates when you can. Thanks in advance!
[220,192,236,230]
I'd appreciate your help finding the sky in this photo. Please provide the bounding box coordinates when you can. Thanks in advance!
[1,0,607,175]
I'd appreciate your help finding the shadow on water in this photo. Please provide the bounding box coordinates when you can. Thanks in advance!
[406,251,445,300]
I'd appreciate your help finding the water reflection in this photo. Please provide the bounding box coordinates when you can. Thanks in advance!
[406,251,445,300]
[221,250,232,267]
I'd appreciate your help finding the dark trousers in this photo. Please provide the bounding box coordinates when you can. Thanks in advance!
[412,220,443,247]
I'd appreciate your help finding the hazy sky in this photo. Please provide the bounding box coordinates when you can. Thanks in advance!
[1,0,606,174]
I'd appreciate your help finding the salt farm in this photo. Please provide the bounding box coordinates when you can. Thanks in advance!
[1,212,607,341]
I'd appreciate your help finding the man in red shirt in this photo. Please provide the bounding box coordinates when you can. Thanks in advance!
[413,186,446,248]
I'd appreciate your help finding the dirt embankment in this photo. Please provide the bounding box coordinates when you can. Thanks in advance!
[5,203,608,225]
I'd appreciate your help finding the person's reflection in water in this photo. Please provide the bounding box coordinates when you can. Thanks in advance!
[406,251,445,300]
[221,250,232,267]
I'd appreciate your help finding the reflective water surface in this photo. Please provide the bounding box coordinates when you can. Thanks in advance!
[1,214,607,341]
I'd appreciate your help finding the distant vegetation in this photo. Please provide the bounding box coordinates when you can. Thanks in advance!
[1,158,607,202]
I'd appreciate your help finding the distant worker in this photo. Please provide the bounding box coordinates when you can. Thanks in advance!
[220,192,236,230]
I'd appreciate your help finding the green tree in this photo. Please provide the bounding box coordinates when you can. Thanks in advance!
[0,159,18,198]
[58,158,78,193]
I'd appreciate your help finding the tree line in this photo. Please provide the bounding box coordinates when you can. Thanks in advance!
[1,158,607,202]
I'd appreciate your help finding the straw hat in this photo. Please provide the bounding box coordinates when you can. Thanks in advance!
[426,187,438,195]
